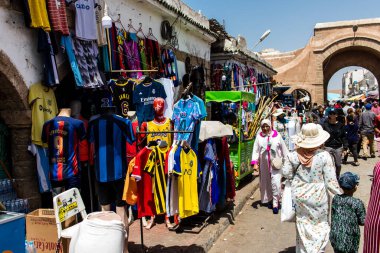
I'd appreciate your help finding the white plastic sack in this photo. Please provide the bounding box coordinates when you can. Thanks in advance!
[69,211,126,253]
[281,180,296,222]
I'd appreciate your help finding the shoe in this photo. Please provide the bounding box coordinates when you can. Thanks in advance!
[273,207,279,214]
[362,156,367,161]
[371,155,376,158]
[353,162,360,166]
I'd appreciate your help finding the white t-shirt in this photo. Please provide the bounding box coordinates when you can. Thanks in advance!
[74,0,97,40]
[158,78,175,118]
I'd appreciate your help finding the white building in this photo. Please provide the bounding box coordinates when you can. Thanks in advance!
[342,69,378,98]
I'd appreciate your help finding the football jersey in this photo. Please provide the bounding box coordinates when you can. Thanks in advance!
[172,98,202,142]
[147,118,172,146]
[174,147,199,219]
[166,145,179,217]
[88,114,135,183]
[122,157,138,205]
[133,81,167,125]
[29,82,58,146]
[144,146,169,215]
[190,95,207,151]
[42,116,86,181]
[109,79,136,117]
[132,147,156,218]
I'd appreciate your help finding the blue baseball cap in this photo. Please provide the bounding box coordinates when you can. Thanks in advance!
[365,103,372,110]
[339,172,360,190]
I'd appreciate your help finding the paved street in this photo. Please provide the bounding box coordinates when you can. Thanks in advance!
[209,156,377,253]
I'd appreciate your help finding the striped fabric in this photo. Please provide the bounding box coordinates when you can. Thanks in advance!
[88,114,135,183]
[363,161,380,253]
[47,0,69,35]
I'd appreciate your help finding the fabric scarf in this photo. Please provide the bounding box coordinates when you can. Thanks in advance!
[297,147,319,167]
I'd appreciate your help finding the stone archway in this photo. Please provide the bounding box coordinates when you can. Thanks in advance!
[0,50,39,208]
[260,18,380,104]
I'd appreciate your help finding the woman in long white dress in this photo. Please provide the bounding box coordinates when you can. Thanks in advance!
[282,123,342,253]
[251,119,288,214]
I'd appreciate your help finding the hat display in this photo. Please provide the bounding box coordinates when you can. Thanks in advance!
[273,109,285,117]
[291,123,330,149]
[339,172,360,190]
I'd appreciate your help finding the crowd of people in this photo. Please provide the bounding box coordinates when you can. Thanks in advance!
[251,99,380,253]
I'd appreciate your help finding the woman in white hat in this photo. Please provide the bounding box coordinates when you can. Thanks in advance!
[251,119,288,214]
[282,123,342,253]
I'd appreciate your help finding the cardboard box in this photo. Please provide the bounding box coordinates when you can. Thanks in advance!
[26,209,58,253]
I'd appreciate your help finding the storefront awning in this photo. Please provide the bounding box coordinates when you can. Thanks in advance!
[205,91,256,103]
[199,121,233,142]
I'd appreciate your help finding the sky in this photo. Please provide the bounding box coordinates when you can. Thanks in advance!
[183,0,380,89]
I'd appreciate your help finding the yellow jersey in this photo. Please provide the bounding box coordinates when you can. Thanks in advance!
[147,118,172,146]
[28,83,58,146]
[176,147,199,218]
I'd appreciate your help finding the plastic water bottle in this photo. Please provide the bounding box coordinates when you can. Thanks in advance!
[25,240,29,253]
[28,241,37,253]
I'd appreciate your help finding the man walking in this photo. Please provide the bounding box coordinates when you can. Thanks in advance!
[322,110,348,177]
[359,103,376,159]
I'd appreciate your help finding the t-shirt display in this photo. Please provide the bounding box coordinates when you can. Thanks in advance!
[109,79,136,117]
[88,114,135,183]
[42,116,86,181]
[172,98,202,142]
[29,82,58,146]
[133,81,167,125]
[173,147,199,219]
[144,146,169,215]
[73,0,97,41]
[146,118,172,146]
[132,147,156,218]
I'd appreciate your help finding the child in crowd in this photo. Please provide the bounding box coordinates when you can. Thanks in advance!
[330,172,366,253]
[343,115,360,166]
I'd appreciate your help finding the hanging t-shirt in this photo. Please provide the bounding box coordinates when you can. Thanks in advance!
[61,36,83,87]
[88,114,135,183]
[126,120,138,164]
[133,81,167,125]
[122,157,138,205]
[173,147,199,219]
[28,144,51,193]
[132,147,156,218]
[47,0,69,35]
[74,0,97,40]
[109,79,136,117]
[42,116,86,181]
[28,0,51,31]
[144,146,169,215]
[29,82,58,146]
[190,95,207,151]
[146,118,172,146]
[38,30,59,87]
[166,145,179,217]
[157,78,174,118]
[172,98,202,142]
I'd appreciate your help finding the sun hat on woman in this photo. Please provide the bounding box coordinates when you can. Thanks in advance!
[291,123,330,149]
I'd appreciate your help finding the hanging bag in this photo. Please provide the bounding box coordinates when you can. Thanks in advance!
[280,163,301,222]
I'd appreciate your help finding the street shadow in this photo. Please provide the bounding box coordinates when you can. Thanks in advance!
[128,242,206,253]
[278,246,296,253]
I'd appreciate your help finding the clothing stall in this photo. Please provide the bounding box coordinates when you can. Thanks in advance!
[205,91,256,187]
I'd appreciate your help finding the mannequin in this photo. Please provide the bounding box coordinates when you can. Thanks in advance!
[140,98,174,229]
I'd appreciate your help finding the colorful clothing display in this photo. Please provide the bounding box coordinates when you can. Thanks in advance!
[109,79,136,117]
[88,114,135,183]
[161,49,179,87]
[28,82,58,146]
[133,81,167,125]
[144,146,169,215]
[282,150,342,253]
[42,116,86,181]
[172,98,202,142]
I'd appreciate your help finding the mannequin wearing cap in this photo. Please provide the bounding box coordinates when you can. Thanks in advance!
[139,98,174,229]
[283,123,342,253]
[251,119,288,214]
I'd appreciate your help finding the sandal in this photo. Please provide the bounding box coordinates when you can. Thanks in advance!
[353,162,360,166]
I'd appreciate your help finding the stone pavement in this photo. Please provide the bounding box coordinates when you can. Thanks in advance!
[128,175,260,253]
[208,157,377,253]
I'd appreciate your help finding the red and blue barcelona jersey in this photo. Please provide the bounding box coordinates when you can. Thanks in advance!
[88,114,135,183]
[42,117,86,181]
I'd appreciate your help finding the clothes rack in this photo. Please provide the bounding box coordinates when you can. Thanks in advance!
[134,129,194,253]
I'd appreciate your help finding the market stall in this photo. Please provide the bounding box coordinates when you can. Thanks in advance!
[205,91,256,187]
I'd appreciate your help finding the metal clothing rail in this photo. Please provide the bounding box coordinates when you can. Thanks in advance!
[134,129,194,253]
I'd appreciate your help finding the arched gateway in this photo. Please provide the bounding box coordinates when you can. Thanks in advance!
[261,18,380,104]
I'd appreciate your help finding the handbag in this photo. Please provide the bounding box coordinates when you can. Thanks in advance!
[270,149,283,170]
[280,163,301,223]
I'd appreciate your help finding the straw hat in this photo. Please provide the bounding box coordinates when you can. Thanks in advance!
[291,123,330,149]
[272,109,285,117]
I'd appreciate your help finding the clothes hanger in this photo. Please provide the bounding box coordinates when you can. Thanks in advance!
[128,19,138,34]
[136,23,146,39]
[147,28,158,41]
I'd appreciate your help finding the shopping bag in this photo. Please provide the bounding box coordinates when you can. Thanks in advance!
[281,180,296,222]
